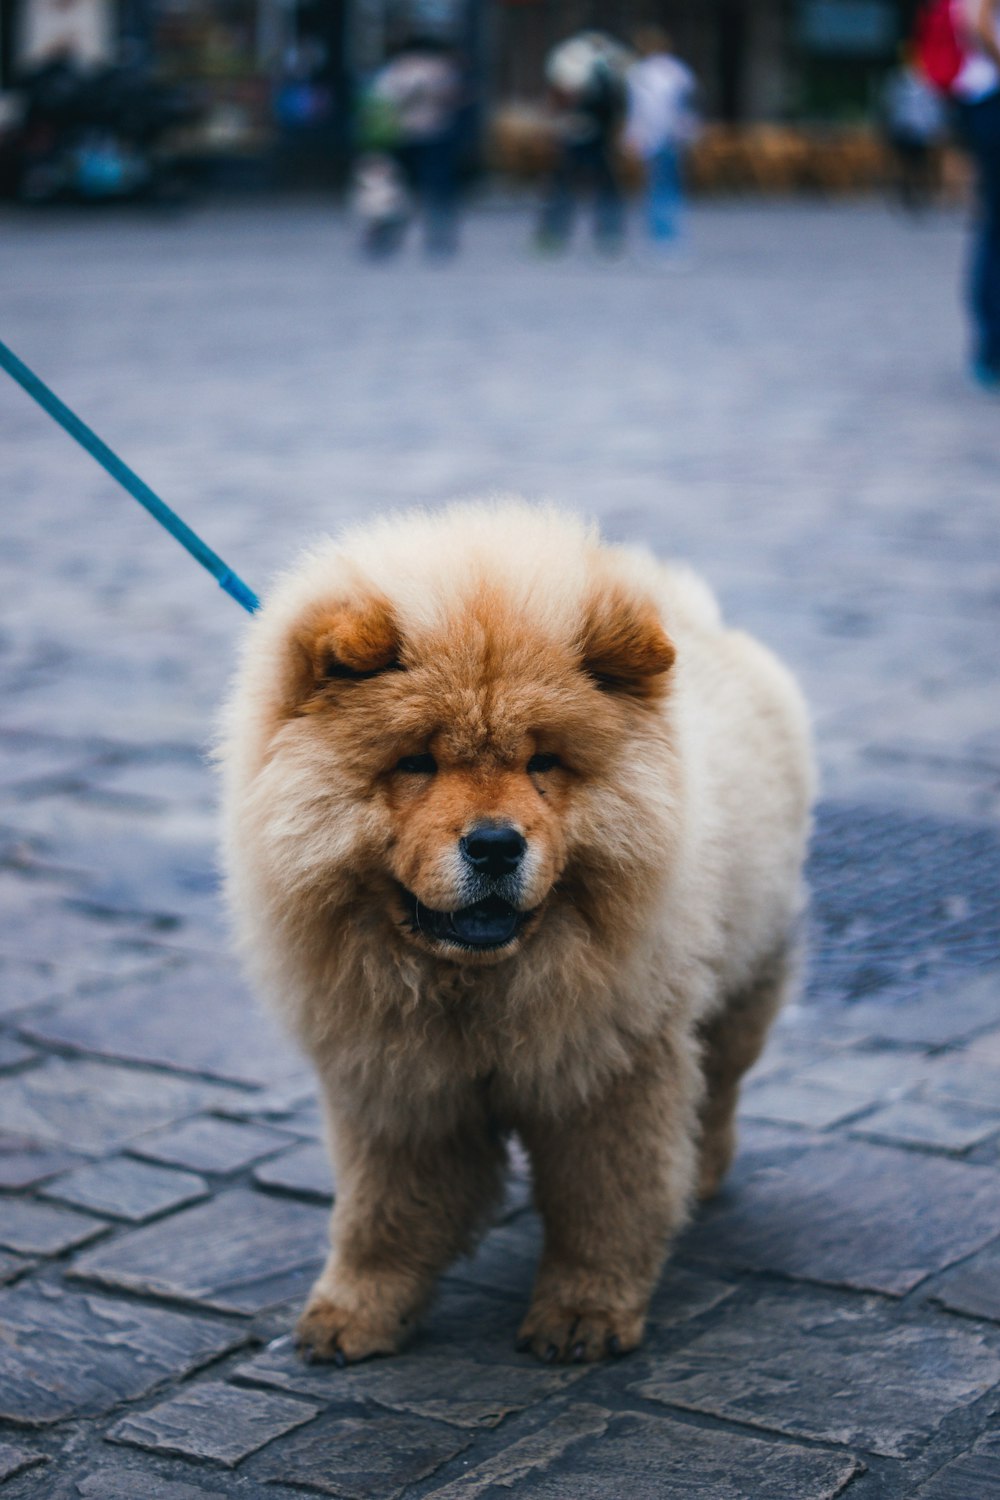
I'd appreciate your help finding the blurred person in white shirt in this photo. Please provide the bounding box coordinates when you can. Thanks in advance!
[624,26,698,257]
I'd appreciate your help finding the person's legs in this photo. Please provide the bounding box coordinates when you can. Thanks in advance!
[418,133,459,257]
[645,144,683,245]
[537,142,577,249]
[957,93,1000,378]
[590,140,624,252]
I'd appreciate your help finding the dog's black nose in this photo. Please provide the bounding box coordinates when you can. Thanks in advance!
[461,824,526,876]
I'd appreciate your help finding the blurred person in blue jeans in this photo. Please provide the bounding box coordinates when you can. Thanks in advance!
[535,31,630,255]
[624,26,698,258]
[952,0,1000,385]
[365,36,463,258]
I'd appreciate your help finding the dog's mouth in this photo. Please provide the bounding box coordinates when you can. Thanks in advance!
[398,888,534,952]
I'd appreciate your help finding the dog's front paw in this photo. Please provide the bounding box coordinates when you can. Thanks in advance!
[295,1293,408,1366]
[516,1300,644,1364]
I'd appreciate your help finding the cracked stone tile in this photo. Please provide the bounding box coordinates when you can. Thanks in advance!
[250,1410,473,1497]
[850,1099,1000,1154]
[0,1058,233,1153]
[0,1197,107,1255]
[931,1238,1000,1322]
[106,1380,319,1468]
[422,1403,610,1499]
[41,1155,209,1222]
[252,1142,334,1201]
[128,1116,291,1175]
[428,1407,863,1500]
[630,1287,1000,1458]
[22,964,302,1087]
[0,1442,47,1483]
[0,1133,86,1189]
[233,1342,588,1428]
[0,1282,247,1424]
[680,1137,1000,1294]
[70,1187,327,1315]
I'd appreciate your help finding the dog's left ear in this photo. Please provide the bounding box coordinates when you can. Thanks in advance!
[288,595,401,708]
[581,589,675,700]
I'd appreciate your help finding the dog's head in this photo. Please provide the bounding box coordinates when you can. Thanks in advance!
[225,508,679,968]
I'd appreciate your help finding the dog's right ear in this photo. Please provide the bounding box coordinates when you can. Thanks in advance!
[285,596,401,710]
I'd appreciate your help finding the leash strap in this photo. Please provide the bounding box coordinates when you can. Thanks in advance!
[0,338,260,614]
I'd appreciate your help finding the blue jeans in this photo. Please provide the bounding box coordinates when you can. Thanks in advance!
[956,91,1000,371]
[644,144,684,244]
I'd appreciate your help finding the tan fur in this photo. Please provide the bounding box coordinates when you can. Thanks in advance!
[218,502,814,1364]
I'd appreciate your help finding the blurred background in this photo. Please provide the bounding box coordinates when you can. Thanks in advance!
[0,0,972,202]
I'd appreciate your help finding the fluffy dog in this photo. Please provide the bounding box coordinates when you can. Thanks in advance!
[219,503,813,1365]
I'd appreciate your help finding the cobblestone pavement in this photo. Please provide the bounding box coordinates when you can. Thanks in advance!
[1,199,998,1500]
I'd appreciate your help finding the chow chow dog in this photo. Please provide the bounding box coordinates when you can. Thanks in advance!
[219,503,813,1365]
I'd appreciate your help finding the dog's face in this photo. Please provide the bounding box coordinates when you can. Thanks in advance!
[262,579,676,966]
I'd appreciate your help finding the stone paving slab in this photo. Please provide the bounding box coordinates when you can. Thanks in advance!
[0,1250,34,1285]
[40,1155,210,1222]
[74,1473,231,1500]
[681,1136,1000,1294]
[0,1135,86,1190]
[629,1287,1000,1458]
[0,1283,246,1425]
[0,1443,47,1484]
[0,1198,107,1256]
[0,1058,233,1153]
[249,1410,474,1498]
[233,1342,589,1429]
[127,1117,293,1175]
[423,1406,864,1500]
[20,964,303,1089]
[106,1381,320,1468]
[914,1439,1000,1499]
[930,1238,1000,1323]
[849,1098,1000,1154]
[252,1143,334,1201]
[69,1187,328,1315]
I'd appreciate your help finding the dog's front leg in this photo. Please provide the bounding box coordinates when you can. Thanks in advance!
[296,1086,506,1364]
[517,1036,701,1363]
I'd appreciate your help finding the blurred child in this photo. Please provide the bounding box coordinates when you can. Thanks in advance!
[352,152,410,259]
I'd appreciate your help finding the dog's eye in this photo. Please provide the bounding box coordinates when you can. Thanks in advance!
[527,753,561,774]
[396,753,437,775]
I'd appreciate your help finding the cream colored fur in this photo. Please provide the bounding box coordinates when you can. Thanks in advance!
[218,501,814,1365]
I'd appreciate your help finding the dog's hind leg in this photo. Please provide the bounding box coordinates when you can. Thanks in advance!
[695,942,796,1201]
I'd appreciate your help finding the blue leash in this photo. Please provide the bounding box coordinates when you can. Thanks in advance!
[0,338,259,614]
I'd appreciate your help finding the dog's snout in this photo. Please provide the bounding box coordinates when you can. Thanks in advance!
[461,824,527,876]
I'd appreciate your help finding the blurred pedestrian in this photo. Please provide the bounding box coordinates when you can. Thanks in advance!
[535,30,630,255]
[361,35,464,258]
[352,152,411,259]
[624,26,699,257]
[951,0,1000,385]
[879,45,946,211]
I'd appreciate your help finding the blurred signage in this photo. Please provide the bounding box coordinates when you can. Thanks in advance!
[798,0,897,55]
